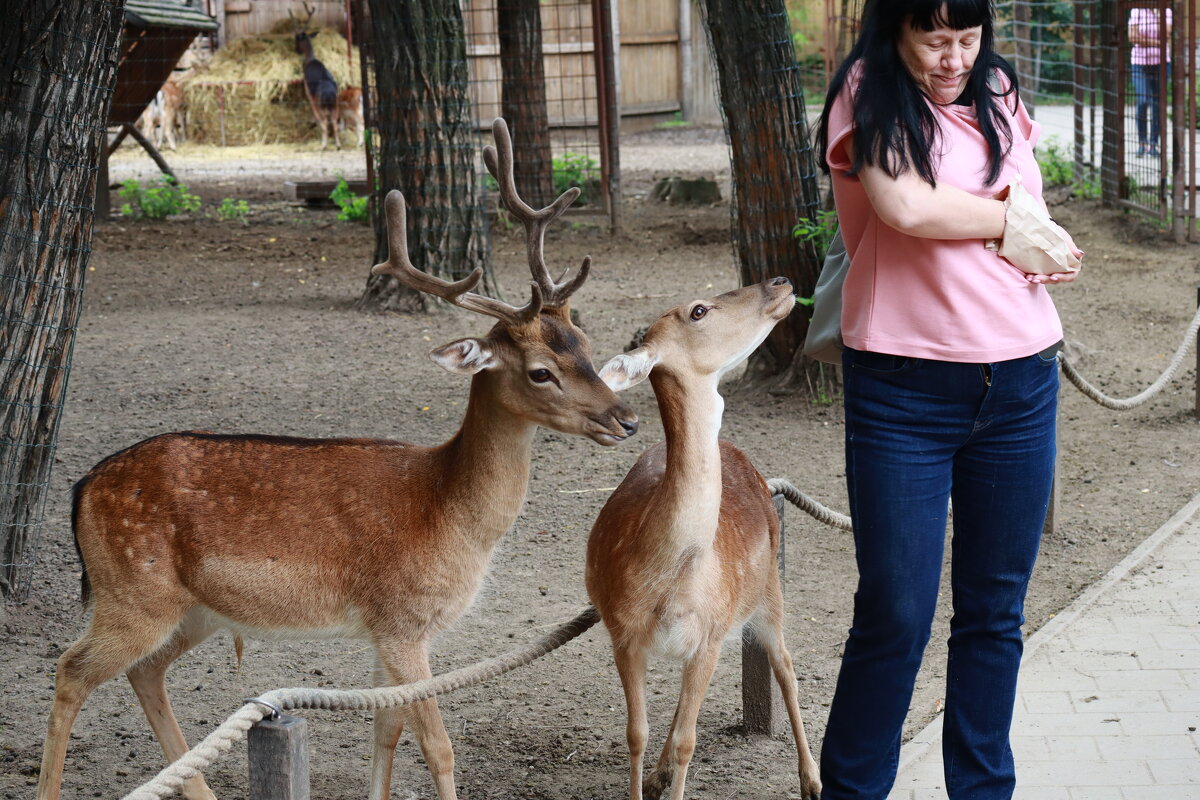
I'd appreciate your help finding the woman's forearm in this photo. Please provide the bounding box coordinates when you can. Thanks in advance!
[858,163,1007,240]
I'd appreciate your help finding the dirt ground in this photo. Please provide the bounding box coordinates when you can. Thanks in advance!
[2,127,1199,800]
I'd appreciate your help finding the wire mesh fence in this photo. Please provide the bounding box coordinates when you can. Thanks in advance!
[994,0,1197,234]
[104,0,613,225]
[1,0,126,602]
[801,0,1197,238]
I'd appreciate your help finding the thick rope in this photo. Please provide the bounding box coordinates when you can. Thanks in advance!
[121,606,599,800]
[1060,304,1200,410]
[768,478,853,530]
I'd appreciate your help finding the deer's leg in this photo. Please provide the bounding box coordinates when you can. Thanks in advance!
[367,654,410,800]
[612,642,650,800]
[756,581,822,800]
[37,602,183,800]
[643,690,684,799]
[126,610,219,800]
[657,643,721,800]
[372,641,457,800]
[162,105,177,151]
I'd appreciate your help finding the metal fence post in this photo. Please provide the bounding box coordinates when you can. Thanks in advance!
[248,714,310,800]
[741,493,787,736]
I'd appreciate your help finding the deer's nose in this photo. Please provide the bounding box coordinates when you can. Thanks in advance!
[769,276,791,287]
[620,419,639,437]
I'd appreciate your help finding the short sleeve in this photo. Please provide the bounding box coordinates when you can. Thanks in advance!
[992,69,1040,150]
[825,64,860,172]
[1013,94,1040,150]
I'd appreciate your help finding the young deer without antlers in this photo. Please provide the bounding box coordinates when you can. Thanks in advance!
[587,278,822,800]
[37,119,637,800]
[290,2,340,150]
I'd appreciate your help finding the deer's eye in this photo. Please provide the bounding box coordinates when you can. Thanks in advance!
[689,305,709,321]
[529,368,554,384]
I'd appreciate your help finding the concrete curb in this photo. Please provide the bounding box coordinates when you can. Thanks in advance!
[893,490,1200,777]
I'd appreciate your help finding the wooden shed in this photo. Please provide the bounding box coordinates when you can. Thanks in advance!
[202,0,721,131]
[463,0,722,131]
[109,0,218,127]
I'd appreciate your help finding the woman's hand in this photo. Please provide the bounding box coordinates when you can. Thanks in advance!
[995,177,1082,276]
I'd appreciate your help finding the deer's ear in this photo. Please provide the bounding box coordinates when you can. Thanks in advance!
[599,346,659,392]
[429,338,498,375]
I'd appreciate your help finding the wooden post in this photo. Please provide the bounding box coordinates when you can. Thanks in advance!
[741,493,787,736]
[121,123,176,181]
[248,714,310,800]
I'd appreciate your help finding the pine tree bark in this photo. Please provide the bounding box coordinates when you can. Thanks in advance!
[0,0,125,597]
[356,0,492,312]
[697,0,830,395]
[498,0,555,207]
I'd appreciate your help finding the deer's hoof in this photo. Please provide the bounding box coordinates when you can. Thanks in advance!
[642,768,670,800]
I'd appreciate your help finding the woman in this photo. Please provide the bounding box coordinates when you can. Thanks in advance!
[1129,4,1172,158]
[815,1,1083,798]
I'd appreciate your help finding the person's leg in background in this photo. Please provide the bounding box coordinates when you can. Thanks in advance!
[941,352,1059,799]
[1132,63,1153,156]
[1147,63,1163,156]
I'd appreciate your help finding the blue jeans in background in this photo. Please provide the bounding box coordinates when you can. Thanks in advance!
[820,347,1059,800]
[1132,62,1168,152]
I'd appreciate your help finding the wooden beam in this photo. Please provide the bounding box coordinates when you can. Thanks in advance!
[741,493,787,736]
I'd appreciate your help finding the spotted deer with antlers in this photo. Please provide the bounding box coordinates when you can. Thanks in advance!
[36,118,638,800]
[587,278,821,800]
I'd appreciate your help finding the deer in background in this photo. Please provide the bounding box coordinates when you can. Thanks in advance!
[587,278,822,800]
[35,118,638,800]
[290,2,340,149]
[338,85,365,147]
[138,80,185,151]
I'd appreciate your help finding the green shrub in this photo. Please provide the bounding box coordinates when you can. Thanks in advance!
[1036,136,1074,187]
[330,176,369,223]
[792,208,839,257]
[215,197,250,224]
[1036,135,1102,199]
[655,112,691,129]
[118,176,201,220]
[553,151,600,203]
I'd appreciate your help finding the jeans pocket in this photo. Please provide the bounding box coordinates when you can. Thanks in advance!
[1034,340,1063,365]
[845,348,915,375]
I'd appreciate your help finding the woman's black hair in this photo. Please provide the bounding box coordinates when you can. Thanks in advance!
[816,0,1018,187]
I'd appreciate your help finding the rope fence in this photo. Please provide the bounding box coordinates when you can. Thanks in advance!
[112,298,1199,799]
[1058,302,1200,412]
[121,607,598,800]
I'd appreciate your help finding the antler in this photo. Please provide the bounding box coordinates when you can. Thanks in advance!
[371,190,542,326]
[482,118,591,308]
[289,3,315,32]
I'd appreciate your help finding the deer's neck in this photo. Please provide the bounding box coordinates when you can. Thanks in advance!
[434,373,536,548]
[650,369,724,549]
[298,39,314,63]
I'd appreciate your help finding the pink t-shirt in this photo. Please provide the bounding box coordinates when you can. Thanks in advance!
[826,68,1063,363]
[1130,8,1172,65]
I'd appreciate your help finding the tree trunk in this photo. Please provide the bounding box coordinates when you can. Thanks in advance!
[0,0,125,598]
[356,0,492,312]
[697,0,831,396]
[498,0,555,208]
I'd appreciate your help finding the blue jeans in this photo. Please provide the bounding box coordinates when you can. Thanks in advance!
[1132,63,1168,148]
[820,348,1059,799]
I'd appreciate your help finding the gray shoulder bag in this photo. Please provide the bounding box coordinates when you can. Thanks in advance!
[801,226,848,365]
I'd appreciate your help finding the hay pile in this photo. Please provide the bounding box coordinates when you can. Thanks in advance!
[183,23,361,146]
